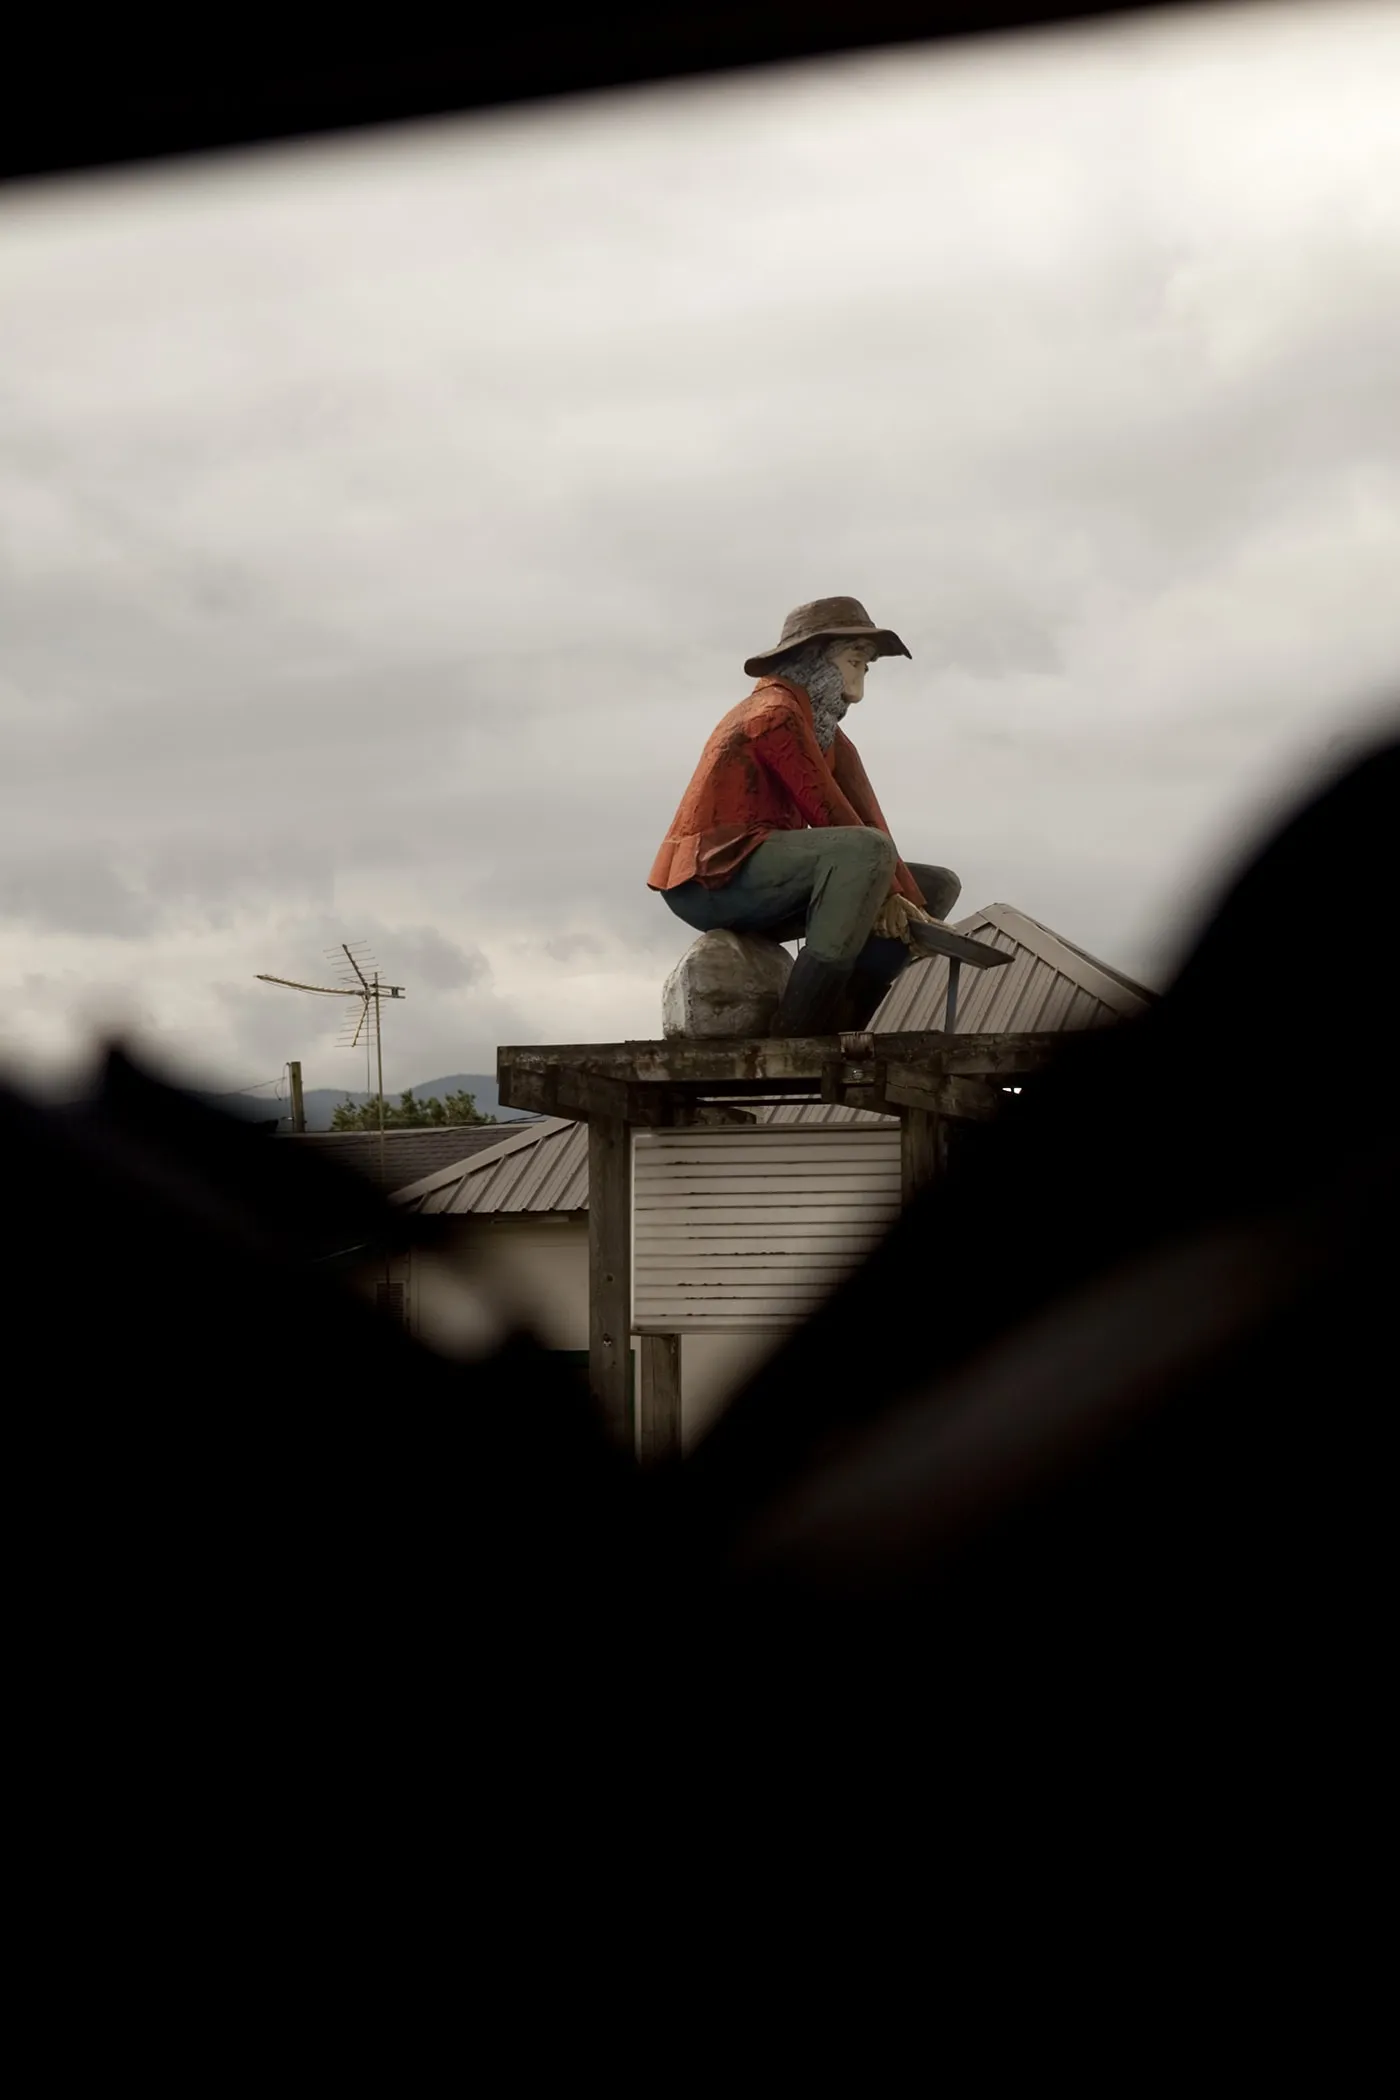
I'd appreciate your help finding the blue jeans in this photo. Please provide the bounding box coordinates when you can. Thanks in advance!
[663,830,960,997]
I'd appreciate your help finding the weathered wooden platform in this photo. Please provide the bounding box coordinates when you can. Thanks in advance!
[499,1029,1060,1125]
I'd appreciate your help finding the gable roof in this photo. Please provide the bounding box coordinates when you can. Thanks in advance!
[281,1120,538,1195]
[394,1115,588,1216]
[394,903,1153,1218]
[872,902,1154,1033]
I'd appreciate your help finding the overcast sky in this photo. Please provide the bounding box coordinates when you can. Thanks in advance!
[2,0,1397,1099]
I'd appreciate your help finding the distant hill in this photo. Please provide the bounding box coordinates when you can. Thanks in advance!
[215,1072,527,1132]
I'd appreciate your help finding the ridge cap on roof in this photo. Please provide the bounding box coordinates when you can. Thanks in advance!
[980,903,1156,1009]
[391,1114,572,1204]
[290,1130,523,1159]
[288,1125,493,1141]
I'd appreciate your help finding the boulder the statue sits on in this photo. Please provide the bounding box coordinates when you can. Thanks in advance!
[649,596,960,1036]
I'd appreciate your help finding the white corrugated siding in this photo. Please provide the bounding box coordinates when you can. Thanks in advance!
[633,1124,901,1331]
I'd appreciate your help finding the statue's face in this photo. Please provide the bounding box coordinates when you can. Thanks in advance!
[828,639,874,704]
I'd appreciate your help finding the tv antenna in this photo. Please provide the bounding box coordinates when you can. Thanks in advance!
[256,943,406,1164]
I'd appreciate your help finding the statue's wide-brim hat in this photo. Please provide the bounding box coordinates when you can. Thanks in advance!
[744,596,912,679]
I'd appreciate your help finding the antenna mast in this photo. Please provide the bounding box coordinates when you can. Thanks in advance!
[256,943,406,1180]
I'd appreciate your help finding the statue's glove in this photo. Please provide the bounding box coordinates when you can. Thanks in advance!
[872,892,938,948]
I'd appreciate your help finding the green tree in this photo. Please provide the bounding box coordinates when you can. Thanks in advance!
[330,1087,497,1131]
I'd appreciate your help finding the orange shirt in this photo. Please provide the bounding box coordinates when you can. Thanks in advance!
[647,677,924,907]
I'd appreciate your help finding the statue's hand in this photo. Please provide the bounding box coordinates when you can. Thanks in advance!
[871,895,903,941]
[873,892,937,946]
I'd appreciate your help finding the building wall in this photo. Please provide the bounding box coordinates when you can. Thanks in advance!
[633,1123,902,1331]
[402,1216,776,1447]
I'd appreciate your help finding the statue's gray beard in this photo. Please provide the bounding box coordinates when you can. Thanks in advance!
[769,642,848,752]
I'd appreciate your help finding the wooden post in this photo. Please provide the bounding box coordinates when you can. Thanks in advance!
[943,957,962,1035]
[638,1333,682,1465]
[588,1116,634,1449]
[287,1060,306,1133]
[901,1107,945,1203]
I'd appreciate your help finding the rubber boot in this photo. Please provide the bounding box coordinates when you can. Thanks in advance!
[837,969,894,1033]
[770,948,852,1038]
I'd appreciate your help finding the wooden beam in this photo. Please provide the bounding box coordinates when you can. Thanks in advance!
[501,1030,947,1093]
[555,1069,633,1120]
[498,1064,564,1117]
[497,1030,1070,1117]
[555,1069,704,1126]
[901,1108,945,1202]
[637,1333,682,1465]
[941,1073,1007,1121]
[882,1065,1002,1123]
[588,1117,633,1449]
[498,1029,1068,1099]
[878,1066,941,1114]
[937,1034,1063,1077]
[499,1064,709,1128]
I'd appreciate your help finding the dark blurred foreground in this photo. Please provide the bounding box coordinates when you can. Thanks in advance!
[8,734,1393,2022]
[7,0,1388,2056]
[2,1,1198,181]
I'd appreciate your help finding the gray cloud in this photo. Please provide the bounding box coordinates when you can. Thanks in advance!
[0,850,155,939]
[540,932,607,965]
[1,1,1397,1089]
[386,926,490,992]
